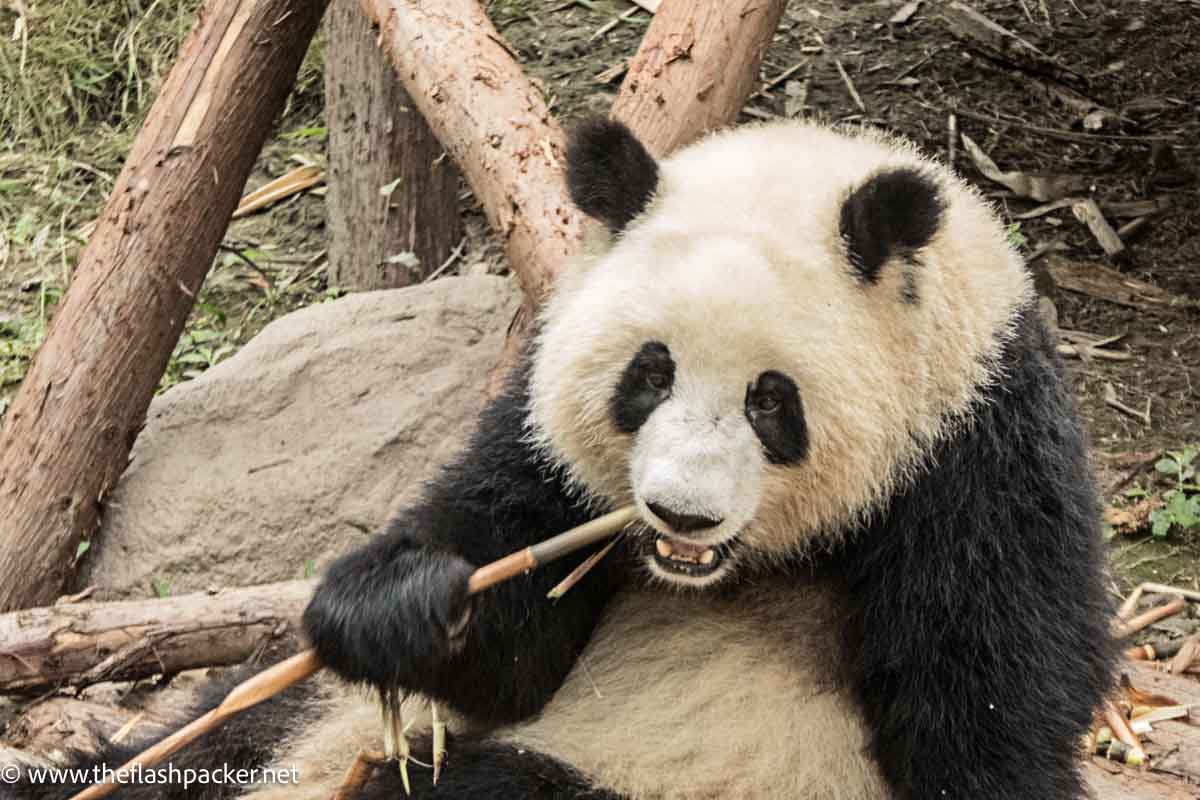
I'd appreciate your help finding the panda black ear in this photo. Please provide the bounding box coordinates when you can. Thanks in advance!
[839,168,944,284]
[566,118,659,233]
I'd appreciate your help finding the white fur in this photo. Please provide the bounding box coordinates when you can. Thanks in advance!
[528,121,1031,573]
[500,582,887,799]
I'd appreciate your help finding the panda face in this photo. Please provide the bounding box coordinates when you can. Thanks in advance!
[528,119,1033,588]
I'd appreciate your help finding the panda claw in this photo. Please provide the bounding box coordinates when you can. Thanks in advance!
[432,701,447,785]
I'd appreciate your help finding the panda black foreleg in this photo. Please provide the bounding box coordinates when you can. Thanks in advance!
[304,367,624,725]
[839,315,1115,800]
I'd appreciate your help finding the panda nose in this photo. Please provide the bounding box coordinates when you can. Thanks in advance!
[646,501,723,534]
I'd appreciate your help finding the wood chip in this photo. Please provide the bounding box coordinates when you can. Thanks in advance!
[834,59,867,113]
[890,1,921,24]
[1072,198,1125,259]
[1046,258,1170,309]
[960,135,1090,201]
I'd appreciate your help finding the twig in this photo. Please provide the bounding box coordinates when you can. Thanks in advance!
[946,112,958,168]
[834,59,867,113]
[423,238,467,283]
[547,534,623,599]
[1167,636,1199,675]
[1113,597,1187,639]
[1103,384,1151,427]
[953,108,1181,143]
[591,5,642,42]
[752,61,807,100]
[1125,638,1185,661]
[1103,700,1146,764]
[69,507,642,800]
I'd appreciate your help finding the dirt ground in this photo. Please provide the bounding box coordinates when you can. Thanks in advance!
[1,0,1198,792]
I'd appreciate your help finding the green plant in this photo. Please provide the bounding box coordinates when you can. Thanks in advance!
[1005,222,1027,249]
[1150,446,1200,538]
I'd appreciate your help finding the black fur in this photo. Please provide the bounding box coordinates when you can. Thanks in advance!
[1,665,322,800]
[833,305,1115,800]
[745,370,808,464]
[566,118,659,233]
[839,167,943,284]
[610,340,674,434]
[304,366,625,725]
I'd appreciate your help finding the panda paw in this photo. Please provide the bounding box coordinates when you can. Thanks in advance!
[302,546,475,692]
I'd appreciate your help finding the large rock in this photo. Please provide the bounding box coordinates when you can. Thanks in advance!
[84,276,521,600]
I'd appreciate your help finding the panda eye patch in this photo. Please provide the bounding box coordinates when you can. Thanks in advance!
[645,371,671,391]
[745,371,808,464]
[753,393,780,414]
[611,341,674,433]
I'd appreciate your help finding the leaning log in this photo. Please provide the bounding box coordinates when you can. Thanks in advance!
[0,581,311,693]
[358,0,582,307]
[0,0,329,613]
[358,0,786,394]
[612,0,787,156]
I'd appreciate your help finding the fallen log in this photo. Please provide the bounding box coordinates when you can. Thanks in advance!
[0,0,329,613]
[0,582,311,693]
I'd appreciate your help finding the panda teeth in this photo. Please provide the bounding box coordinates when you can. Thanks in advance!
[654,536,717,566]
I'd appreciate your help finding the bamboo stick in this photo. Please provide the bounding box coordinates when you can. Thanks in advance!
[69,506,639,800]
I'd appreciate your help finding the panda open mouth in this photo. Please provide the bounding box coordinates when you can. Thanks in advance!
[651,534,726,577]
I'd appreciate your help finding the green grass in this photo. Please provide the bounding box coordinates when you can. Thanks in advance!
[0,1,329,418]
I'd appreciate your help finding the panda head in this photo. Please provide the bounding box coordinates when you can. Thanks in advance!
[528,118,1032,589]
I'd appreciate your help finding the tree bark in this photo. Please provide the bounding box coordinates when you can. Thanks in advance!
[0,581,310,693]
[358,0,785,396]
[611,0,788,157]
[358,0,582,307]
[0,0,328,613]
[325,0,461,288]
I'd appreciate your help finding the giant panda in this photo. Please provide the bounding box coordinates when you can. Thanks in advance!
[4,118,1115,800]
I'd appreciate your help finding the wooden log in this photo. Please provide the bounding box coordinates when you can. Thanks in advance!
[325,0,461,288]
[0,0,329,613]
[611,0,788,157]
[358,0,785,394]
[0,581,311,693]
[358,0,582,308]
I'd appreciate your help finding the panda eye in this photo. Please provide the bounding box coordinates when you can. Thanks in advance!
[646,371,670,392]
[753,394,780,414]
